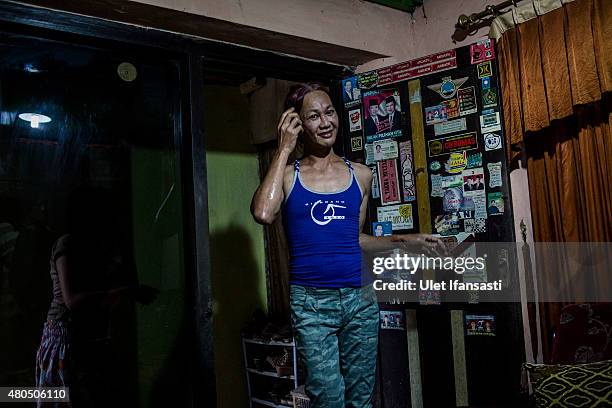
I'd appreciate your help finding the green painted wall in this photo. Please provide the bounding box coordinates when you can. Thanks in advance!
[205,86,268,407]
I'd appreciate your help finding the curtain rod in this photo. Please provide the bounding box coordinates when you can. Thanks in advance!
[456,0,518,32]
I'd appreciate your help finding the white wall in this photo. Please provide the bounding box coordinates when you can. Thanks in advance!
[131,0,491,68]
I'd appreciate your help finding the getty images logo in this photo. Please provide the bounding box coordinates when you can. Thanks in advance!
[308,200,346,226]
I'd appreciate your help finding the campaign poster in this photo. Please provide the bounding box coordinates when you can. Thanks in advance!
[470,39,495,65]
[465,314,496,336]
[487,192,504,216]
[372,221,392,237]
[380,310,405,330]
[363,88,403,143]
[342,76,361,107]
[425,104,448,125]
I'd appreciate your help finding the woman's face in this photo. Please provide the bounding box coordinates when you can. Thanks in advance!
[300,90,338,147]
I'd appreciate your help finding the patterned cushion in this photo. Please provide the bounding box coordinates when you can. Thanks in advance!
[524,360,612,407]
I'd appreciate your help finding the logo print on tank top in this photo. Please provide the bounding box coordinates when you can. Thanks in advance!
[308,200,346,226]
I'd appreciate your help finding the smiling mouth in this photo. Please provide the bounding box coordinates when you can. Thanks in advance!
[318,130,334,138]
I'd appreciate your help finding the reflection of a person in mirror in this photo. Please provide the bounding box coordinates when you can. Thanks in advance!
[35,187,158,407]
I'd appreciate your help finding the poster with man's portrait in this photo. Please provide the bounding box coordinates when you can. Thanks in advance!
[342,77,361,106]
[362,89,403,142]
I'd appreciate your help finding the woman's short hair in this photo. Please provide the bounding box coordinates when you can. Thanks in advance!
[284,82,330,113]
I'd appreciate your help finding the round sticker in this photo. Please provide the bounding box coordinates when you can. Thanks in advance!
[484,133,501,150]
[117,62,137,82]
[429,140,443,156]
[430,161,441,171]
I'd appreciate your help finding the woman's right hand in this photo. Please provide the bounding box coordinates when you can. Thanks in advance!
[277,107,303,154]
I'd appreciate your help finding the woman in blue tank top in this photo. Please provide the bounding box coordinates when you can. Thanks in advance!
[251,82,444,407]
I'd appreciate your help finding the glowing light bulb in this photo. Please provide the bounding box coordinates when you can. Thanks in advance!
[18,112,52,129]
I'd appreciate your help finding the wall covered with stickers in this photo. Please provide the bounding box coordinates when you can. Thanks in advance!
[338,40,524,407]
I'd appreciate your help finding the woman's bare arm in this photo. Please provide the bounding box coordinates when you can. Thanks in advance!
[251,108,303,225]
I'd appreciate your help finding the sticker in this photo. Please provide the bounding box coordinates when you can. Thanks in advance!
[358,71,379,89]
[366,130,403,144]
[467,291,480,304]
[482,88,497,108]
[426,76,468,99]
[342,77,361,106]
[117,62,137,82]
[465,315,496,336]
[372,221,392,237]
[462,168,486,219]
[430,161,441,172]
[434,213,461,236]
[470,39,495,65]
[462,167,485,192]
[365,144,374,165]
[472,192,488,219]
[425,105,448,125]
[481,77,491,89]
[419,290,441,305]
[487,162,503,188]
[434,117,467,137]
[445,151,467,174]
[380,310,404,330]
[349,108,362,132]
[410,88,421,104]
[377,204,413,230]
[363,88,402,140]
[400,141,416,202]
[442,98,460,119]
[430,174,443,197]
[371,166,380,199]
[378,159,401,205]
[487,192,504,215]
[428,132,478,157]
[464,218,487,234]
[482,108,495,115]
[480,112,501,133]
[362,49,457,87]
[372,140,399,161]
[466,152,483,168]
[458,87,477,116]
[351,136,363,152]
[477,61,493,78]
[483,132,502,151]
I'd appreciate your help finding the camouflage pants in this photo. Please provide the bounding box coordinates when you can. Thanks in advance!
[290,285,379,408]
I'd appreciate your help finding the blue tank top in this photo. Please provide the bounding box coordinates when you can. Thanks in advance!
[282,157,363,288]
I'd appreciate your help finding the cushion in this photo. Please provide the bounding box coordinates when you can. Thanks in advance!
[524,360,612,407]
